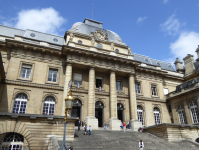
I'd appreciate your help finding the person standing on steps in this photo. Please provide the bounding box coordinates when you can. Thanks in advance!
[78,119,81,131]
[84,124,87,135]
[89,125,92,136]
[104,121,107,131]
[139,140,144,150]
[123,122,126,132]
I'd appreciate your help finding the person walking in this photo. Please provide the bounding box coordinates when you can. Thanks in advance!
[84,124,87,135]
[78,119,81,131]
[139,140,144,150]
[89,125,92,136]
[104,121,107,131]
[123,122,126,132]
[120,121,123,131]
[128,121,130,129]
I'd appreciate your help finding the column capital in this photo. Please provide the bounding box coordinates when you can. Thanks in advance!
[66,62,73,66]
[109,69,117,74]
[128,73,135,77]
[88,65,95,70]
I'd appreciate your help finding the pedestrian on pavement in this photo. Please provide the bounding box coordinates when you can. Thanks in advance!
[120,121,123,131]
[78,119,81,131]
[127,121,129,129]
[84,124,87,135]
[89,125,92,136]
[123,122,126,132]
[128,121,130,129]
[139,140,144,150]
[104,121,107,130]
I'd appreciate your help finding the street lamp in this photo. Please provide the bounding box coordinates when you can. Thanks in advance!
[59,81,74,150]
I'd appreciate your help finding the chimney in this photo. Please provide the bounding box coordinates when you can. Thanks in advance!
[183,54,195,75]
[195,45,199,62]
[174,58,184,73]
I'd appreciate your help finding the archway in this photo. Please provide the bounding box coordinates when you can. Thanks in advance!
[71,99,82,126]
[95,101,104,127]
[117,103,124,122]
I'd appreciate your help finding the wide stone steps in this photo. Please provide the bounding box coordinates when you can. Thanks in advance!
[58,129,199,150]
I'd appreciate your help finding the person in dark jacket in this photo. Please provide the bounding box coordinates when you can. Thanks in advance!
[78,119,81,131]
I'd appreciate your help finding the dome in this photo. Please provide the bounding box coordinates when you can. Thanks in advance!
[70,18,123,43]
[174,58,182,64]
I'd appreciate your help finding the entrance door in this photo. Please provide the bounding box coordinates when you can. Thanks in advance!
[71,99,82,126]
[117,103,124,122]
[95,101,104,127]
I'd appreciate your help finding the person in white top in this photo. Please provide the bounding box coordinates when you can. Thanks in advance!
[89,125,92,136]
[139,140,144,150]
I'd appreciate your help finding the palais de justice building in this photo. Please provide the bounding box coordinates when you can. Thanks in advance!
[0,18,199,149]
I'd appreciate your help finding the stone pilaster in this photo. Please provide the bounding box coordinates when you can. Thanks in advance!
[62,63,72,116]
[85,67,98,129]
[109,70,121,130]
[129,74,142,131]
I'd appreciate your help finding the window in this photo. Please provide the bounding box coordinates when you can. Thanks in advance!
[137,106,144,125]
[190,101,199,124]
[43,96,55,115]
[178,105,187,124]
[116,80,122,92]
[151,85,157,96]
[12,93,27,114]
[74,73,82,85]
[96,77,103,88]
[135,83,141,94]
[1,133,24,150]
[163,88,169,95]
[20,64,32,79]
[78,40,82,44]
[154,107,161,125]
[48,69,58,82]
[115,49,119,53]
[97,43,103,49]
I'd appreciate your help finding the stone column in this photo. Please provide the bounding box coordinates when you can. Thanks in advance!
[183,100,192,124]
[129,74,142,131]
[85,67,98,129]
[109,70,121,130]
[62,63,72,116]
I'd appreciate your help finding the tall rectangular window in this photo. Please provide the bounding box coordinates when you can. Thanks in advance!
[48,69,58,82]
[74,73,82,85]
[135,83,141,94]
[20,64,32,79]
[151,85,157,96]
[96,77,103,88]
[163,88,169,95]
[116,80,121,92]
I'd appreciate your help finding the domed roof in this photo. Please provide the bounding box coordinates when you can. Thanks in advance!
[70,18,123,43]
[174,58,182,64]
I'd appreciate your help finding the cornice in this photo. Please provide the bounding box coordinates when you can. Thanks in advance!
[136,95,166,103]
[2,79,64,90]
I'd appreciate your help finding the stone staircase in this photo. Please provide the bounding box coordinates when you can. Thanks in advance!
[58,129,199,150]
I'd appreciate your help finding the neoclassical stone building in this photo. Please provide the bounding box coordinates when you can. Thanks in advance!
[0,18,199,149]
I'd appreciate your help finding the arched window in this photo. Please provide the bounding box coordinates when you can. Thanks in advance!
[12,93,27,114]
[1,133,24,150]
[115,49,119,53]
[189,101,199,124]
[137,106,144,125]
[78,40,82,44]
[154,107,161,125]
[97,43,103,49]
[178,105,187,124]
[43,96,55,115]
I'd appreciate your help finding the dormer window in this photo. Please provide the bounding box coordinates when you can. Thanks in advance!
[97,43,103,49]
[115,49,119,53]
[78,40,82,44]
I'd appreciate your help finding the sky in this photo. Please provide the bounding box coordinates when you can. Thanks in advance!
[0,0,199,66]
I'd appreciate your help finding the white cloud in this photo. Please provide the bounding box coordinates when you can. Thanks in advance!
[160,14,184,35]
[197,3,199,7]
[166,32,199,63]
[163,0,169,4]
[137,16,147,24]
[2,7,65,34]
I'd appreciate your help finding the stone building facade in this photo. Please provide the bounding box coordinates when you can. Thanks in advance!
[0,18,199,149]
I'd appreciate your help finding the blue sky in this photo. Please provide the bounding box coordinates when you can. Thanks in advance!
[0,0,199,65]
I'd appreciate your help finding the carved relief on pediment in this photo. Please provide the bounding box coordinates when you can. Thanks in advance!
[90,30,108,41]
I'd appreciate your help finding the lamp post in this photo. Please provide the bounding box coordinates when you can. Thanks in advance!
[59,80,74,150]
